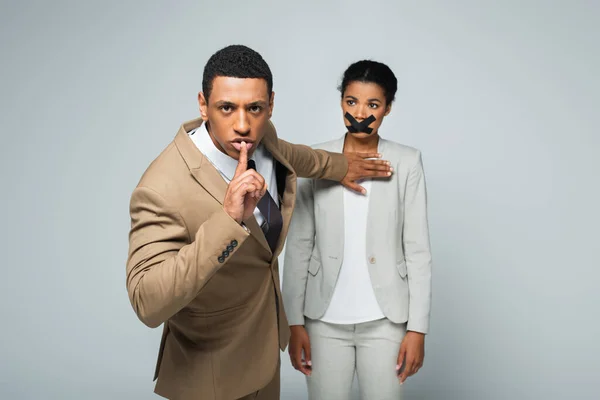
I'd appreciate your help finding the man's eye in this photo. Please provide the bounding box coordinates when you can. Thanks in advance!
[220,105,232,112]
[249,105,263,113]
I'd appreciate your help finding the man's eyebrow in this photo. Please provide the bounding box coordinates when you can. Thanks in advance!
[248,100,268,106]
[214,100,236,107]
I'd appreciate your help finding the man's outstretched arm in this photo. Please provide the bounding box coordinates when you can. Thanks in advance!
[276,137,393,193]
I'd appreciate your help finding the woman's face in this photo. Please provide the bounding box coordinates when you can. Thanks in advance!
[341,81,391,137]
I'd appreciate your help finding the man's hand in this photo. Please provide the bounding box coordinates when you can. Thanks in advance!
[341,152,393,194]
[223,142,267,223]
[396,331,425,384]
[288,325,312,376]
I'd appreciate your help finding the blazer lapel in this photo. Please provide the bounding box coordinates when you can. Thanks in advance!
[327,134,384,266]
[261,133,297,258]
[328,136,346,270]
[244,214,271,255]
[174,119,228,204]
[365,138,390,251]
[174,119,271,254]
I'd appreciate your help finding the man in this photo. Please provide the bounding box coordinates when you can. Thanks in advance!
[125,45,393,400]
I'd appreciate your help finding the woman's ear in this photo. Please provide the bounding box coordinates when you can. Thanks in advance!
[384,103,392,116]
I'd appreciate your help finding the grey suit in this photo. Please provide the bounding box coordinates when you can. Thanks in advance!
[282,135,433,399]
[282,136,433,334]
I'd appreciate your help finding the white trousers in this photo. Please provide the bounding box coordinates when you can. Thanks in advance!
[305,318,406,400]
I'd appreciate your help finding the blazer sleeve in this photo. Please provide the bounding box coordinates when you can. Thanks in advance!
[281,177,315,326]
[276,138,348,181]
[403,151,433,334]
[126,186,250,328]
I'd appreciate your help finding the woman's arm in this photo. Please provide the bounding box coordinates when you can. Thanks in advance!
[403,150,433,334]
[282,176,316,326]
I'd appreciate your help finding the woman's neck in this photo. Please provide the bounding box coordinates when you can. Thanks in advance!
[343,132,380,153]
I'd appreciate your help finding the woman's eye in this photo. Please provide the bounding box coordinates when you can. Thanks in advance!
[346,100,356,106]
[368,103,379,109]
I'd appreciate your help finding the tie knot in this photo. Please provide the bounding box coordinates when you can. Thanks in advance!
[247,159,256,170]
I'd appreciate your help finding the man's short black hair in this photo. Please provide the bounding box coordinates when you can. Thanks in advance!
[338,60,398,105]
[202,45,273,102]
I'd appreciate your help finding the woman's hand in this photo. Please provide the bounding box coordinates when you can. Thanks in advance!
[396,331,425,384]
[288,325,312,376]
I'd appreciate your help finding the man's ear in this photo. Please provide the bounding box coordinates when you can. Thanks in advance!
[198,92,208,121]
[269,91,275,118]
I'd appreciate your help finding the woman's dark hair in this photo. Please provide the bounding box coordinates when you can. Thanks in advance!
[338,60,397,105]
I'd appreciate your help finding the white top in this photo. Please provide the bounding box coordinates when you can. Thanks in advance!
[320,178,386,324]
[189,124,279,227]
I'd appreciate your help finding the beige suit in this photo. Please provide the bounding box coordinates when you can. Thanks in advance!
[125,118,348,400]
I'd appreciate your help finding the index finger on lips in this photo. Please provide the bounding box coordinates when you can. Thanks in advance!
[234,141,248,178]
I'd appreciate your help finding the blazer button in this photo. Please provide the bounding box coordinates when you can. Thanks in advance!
[227,245,234,252]
[231,240,238,247]
[369,256,376,264]
[222,250,229,257]
[218,256,225,263]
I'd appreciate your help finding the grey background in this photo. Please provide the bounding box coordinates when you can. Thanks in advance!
[1,0,599,399]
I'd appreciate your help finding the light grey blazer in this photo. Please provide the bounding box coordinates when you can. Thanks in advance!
[282,136,433,333]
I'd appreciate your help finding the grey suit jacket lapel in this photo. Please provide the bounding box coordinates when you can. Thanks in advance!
[319,135,386,279]
[365,138,390,253]
[330,136,346,264]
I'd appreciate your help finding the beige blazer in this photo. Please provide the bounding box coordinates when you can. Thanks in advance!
[125,118,347,400]
[282,136,432,333]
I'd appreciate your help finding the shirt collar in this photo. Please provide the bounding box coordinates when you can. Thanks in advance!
[190,123,263,181]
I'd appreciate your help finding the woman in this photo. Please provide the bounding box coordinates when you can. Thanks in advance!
[282,60,433,399]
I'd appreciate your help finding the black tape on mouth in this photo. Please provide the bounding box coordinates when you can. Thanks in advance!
[345,112,376,134]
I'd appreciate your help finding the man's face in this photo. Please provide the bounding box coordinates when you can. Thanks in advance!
[341,81,391,137]
[198,76,274,160]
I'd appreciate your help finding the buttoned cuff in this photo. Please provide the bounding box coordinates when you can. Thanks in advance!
[208,209,251,266]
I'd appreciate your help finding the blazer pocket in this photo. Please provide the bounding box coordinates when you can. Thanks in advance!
[396,260,408,278]
[308,255,321,277]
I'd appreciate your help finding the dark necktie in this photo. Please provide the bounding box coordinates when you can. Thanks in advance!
[247,159,283,253]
